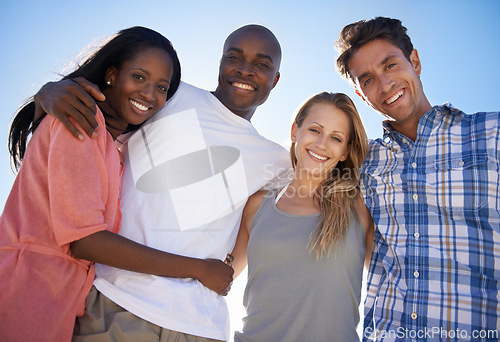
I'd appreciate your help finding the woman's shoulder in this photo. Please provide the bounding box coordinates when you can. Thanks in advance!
[45,107,111,156]
[93,107,107,133]
[242,190,268,221]
[47,106,106,138]
[246,190,268,211]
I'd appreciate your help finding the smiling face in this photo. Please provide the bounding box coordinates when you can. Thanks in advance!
[103,47,174,135]
[213,26,281,120]
[291,103,351,180]
[349,39,431,138]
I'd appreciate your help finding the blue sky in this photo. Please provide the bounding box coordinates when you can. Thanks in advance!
[1,0,499,337]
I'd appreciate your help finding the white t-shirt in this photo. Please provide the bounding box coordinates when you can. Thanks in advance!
[94,82,291,340]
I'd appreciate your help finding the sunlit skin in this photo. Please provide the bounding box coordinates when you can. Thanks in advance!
[69,45,234,295]
[101,47,174,139]
[229,101,376,280]
[349,39,432,141]
[69,43,234,294]
[289,103,351,203]
[213,26,281,121]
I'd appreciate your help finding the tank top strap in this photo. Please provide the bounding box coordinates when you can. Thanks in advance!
[275,182,291,204]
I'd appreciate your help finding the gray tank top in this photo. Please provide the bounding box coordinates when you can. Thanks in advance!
[234,189,365,342]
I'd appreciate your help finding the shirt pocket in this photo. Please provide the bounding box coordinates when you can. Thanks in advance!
[432,153,498,216]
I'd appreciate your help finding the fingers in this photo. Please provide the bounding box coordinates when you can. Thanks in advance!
[56,115,87,141]
[37,78,101,140]
[73,77,106,102]
[65,78,100,137]
[221,280,233,296]
[65,101,99,140]
[202,258,234,296]
[222,263,234,296]
[219,259,234,296]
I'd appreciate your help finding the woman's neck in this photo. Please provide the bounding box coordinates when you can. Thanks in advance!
[97,102,128,140]
[274,173,323,215]
[288,171,323,198]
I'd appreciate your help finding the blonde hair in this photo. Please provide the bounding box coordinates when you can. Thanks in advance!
[290,92,368,258]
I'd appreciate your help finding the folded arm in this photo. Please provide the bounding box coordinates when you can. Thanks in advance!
[71,230,234,296]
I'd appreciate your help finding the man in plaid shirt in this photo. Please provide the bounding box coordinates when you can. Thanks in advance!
[336,17,500,341]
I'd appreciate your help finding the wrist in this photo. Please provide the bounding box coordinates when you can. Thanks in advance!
[33,92,47,121]
[188,258,208,281]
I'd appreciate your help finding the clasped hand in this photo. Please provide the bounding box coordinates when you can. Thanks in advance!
[198,258,234,296]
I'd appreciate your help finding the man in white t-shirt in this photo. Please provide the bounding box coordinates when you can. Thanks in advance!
[35,25,291,341]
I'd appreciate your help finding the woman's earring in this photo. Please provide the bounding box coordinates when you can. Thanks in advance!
[106,80,111,86]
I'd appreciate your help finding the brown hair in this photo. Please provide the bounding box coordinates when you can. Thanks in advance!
[335,17,413,87]
[290,92,368,258]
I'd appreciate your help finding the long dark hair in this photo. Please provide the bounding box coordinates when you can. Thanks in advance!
[9,26,181,170]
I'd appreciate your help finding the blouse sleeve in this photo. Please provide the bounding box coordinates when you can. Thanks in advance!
[47,110,119,247]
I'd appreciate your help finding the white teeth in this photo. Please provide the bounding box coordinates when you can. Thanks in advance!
[309,150,327,161]
[233,82,255,91]
[385,90,404,105]
[130,99,149,111]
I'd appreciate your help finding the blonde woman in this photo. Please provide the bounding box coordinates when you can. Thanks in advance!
[231,92,374,341]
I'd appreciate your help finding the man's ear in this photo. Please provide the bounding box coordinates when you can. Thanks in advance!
[410,49,422,76]
[271,72,280,89]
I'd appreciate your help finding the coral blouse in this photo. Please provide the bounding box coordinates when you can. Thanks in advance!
[0,108,122,341]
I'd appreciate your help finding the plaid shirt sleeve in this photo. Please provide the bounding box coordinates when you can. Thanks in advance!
[360,104,500,342]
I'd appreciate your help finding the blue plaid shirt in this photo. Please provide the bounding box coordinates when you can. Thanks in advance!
[360,104,500,341]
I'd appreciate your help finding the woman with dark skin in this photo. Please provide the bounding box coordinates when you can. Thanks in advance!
[0,27,233,341]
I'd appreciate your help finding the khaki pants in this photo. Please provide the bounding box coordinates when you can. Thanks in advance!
[73,286,224,342]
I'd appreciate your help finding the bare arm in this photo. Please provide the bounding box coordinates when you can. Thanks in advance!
[355,195,375,269]
[231,190,267,278]
[71,230,234,296]
[34,77,105,140]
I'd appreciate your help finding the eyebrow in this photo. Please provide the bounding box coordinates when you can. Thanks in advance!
[356,54,399,83]
[311,121,346,136]
[226,47,275,64]
[136,68,170,84]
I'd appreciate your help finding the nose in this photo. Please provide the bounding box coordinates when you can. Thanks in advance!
[379,74,396,94]
[139,82,155,101]
[236,61,254,77]
[316,134,328,150]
